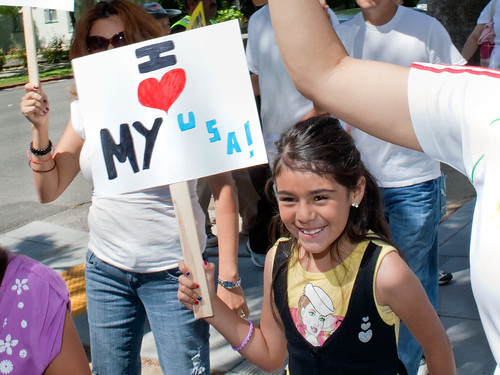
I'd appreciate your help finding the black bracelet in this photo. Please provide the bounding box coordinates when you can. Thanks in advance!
[30,140,52,156]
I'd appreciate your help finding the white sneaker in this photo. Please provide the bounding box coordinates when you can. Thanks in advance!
[438,269,453,285]
[417,358,429,375]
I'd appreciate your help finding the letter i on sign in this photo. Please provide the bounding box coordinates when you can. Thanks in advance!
[244,121,254,157]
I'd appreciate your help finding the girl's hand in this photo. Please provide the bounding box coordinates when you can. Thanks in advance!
[177,259,217,311]
[20,83,50,129]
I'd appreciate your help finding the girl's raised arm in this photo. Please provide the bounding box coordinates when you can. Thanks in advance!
[267,0,420,151]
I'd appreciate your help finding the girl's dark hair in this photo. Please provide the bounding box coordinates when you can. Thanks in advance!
[269,116,392,246]
[0,246,10,287]
[268,116,396,321]
[69,0,163,60]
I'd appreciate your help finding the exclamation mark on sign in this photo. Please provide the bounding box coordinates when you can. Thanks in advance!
[244,121,254,158]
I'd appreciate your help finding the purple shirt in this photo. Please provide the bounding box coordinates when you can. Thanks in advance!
[0,254,70,374]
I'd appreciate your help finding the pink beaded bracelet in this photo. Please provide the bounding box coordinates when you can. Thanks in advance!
[231,320,254,351]
[27,146,53,164]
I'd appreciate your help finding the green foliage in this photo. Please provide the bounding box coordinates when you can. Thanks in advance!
[0,50,5,72]
[214,7,244,23]
[6,45,26,67]
[40,37,69,64]
[0,6,20,17]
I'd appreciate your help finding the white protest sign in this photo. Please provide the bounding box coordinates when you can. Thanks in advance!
[0,0,74,11]
[72,20,266,196]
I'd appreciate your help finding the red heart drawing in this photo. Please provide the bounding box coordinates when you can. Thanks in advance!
[137,68,186,113]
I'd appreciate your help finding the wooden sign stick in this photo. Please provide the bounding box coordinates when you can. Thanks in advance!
[21,6,39,85]
[170,181,213,318]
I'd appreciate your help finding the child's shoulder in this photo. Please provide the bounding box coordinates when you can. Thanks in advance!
[269,237,295,264]
[270,236,293,254]
[363,234,397,257]
[4,254,70,302]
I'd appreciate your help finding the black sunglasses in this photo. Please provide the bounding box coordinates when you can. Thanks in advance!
[87,31,127,53]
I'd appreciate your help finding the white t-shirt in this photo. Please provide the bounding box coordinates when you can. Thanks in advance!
[338,6,466,187]
[408,62,500,370]
[71,101,206,272]
[246,5,338,161]
[477,0,500,69]
[478,0,499,43]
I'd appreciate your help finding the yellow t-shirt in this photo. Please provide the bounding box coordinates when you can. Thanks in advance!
[271,236,399,347]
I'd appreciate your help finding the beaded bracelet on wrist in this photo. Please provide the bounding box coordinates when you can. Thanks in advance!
[30,140,53,156]
[231,320,254,351]
[27,147,53,164]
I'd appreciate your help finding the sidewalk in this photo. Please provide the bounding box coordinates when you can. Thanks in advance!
[0,62,73,90]
[0,198,496,374]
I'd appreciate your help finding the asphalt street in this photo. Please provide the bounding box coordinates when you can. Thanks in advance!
[0,79,92,235]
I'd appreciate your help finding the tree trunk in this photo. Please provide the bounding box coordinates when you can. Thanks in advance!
[427,0,489,65]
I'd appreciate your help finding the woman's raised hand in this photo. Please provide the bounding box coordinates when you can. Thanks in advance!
[20,83,50,129]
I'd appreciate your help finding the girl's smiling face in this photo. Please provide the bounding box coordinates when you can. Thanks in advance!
[276,167,365,260]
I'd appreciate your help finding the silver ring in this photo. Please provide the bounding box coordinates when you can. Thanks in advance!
[240,310,246,318]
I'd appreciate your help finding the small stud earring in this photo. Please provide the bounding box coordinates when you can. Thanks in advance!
[351,202,359,208]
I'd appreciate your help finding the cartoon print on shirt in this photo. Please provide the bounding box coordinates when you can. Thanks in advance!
[291,283,343,346]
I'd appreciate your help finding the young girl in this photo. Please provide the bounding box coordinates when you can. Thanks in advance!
[177,117,456,374]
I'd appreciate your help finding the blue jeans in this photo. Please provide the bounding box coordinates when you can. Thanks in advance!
[381,175,446,375]
[85,251,210,375]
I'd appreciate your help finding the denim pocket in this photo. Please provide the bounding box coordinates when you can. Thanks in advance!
[85,250,100,270]
[165,267,182,282]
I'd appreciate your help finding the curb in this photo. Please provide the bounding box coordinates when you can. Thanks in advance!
[0,74,73,90]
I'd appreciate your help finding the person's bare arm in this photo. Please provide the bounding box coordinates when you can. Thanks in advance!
[207,172,249,316]
[178,251,287,371]
[250,73,260,97]
[21,83,83,203]
[268,0,421,151]
[376,252,456,374]
[44,310,91,375]
[461,24,486,63]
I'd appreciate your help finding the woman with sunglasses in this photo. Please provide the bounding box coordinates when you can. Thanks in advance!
[20,1,247,374]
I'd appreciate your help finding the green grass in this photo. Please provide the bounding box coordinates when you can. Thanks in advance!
[0,67,73,87]
[335,8,361,16]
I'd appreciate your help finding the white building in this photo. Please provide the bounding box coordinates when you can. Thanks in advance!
[32,7,73,48]
[0,7,73,53]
